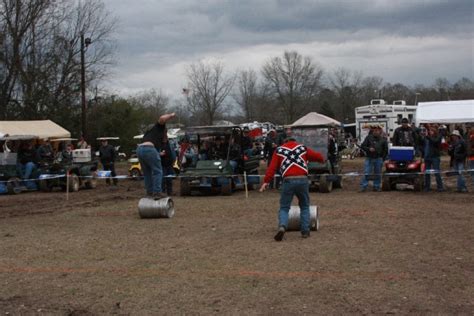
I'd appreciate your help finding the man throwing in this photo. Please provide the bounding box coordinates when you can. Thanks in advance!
[260,137,324,241]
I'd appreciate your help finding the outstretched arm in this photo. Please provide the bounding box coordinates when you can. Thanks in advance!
[158,113,176,125]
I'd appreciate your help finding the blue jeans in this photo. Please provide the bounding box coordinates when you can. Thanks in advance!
[162,165,175,195]
[279,178,310,233]
[360,157,383,189]
[137,146,163,195]
[17,162,36,179]
[453,161,467,191]
[424,157,444,190]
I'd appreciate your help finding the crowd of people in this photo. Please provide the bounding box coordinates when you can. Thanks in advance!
[359,119,474,193]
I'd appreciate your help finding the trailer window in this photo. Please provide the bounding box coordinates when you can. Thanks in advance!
[397,114,402,124]
[408,114,413,123]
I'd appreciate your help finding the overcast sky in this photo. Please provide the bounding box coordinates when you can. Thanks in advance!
[101,0,473,98]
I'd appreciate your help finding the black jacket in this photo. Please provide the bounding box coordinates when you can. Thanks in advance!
[361,134,388,159]
[392,126,417,147]
[421,135,442,159]
[99,145,116,164]
[448,139,467,163]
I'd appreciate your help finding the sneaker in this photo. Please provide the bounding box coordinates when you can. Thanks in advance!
[457,188,468,193]
[301,231,310,238]
[358,187,367,193]
[274,226,285,241]
[436,188,445,192]
[373,187,381,192]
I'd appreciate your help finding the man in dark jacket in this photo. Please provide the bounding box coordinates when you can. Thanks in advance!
[17,140,37,180]
[448,130,468,192]
[421,126,445,192]
[161,140,176,195]
[392,118,418,148]
[99,139,117,185]
[359,126,388,192]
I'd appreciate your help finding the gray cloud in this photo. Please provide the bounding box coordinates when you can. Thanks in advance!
[101,0,473,96]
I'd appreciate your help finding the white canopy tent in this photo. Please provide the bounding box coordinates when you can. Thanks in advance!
[0,120,71,139]
[291,112,341,127]
[415,100,474,125]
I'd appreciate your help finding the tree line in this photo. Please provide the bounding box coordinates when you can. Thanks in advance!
[1,0,473,155]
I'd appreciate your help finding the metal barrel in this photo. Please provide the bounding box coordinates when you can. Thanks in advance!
[138,197,175,219]
[287,205,319,231]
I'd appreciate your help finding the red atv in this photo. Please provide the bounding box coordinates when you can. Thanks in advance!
[382,146,425,191]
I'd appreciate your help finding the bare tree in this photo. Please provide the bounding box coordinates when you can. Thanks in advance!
[329,68,363,122]
[0,0,116,128]
[233,69,258,122]
[185,60,235,125]
[262,51,323,123]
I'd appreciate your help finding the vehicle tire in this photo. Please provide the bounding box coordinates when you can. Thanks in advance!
[382,175,391,191]
[84,173,97,189]
[221,180,232,196]
[68,174,80,192]
[7,177,22,194]
[413,175,423,192]
[130,168,141,180]
[319,174,332,193]
[39,180,52,192]
[180,179,191,196]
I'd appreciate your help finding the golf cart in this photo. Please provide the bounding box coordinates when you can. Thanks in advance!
[290,113,344,193]
[382,146,424,191]
[0,135,40,194]
[37,138,98,192]
[179,125,261,196]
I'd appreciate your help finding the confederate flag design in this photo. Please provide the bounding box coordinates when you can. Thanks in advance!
[276,144,308,176]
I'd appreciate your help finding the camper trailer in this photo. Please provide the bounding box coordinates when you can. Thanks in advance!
[355,99,417,142]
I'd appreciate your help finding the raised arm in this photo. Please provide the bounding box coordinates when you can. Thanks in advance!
[158,113,176,125]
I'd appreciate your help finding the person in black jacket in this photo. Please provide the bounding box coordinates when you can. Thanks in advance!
[17,140,37,179]
[421,126,445,191]
[392,118,418,148]
[99,139,117,185]
[161,140,176,195]
[448,130,468,192]
[359,126,388,192]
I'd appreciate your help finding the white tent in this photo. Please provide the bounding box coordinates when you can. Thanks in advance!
[0,120,71,139]
[291,112,341,127]
[416,100,474,125]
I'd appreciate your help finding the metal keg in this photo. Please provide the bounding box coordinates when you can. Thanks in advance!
[287,205,319,231]
[138,197,175,219]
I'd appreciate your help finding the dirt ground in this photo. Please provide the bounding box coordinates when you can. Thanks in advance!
[0,158,473,315]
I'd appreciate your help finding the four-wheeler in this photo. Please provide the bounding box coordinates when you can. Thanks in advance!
[38,139,98,192]
[179,125,261,196]
[291,125,344,193]
[382,146,424,192]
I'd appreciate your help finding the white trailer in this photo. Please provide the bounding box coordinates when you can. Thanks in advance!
[355,99,417,142]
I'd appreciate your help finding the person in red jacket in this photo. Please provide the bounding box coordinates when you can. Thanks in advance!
[260,137,324,241]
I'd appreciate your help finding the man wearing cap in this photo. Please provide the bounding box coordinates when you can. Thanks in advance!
[392,118,418,148]
[359,126,388,192]
[421,126,445,192]
[448,130,468,192]
[260,137,324,241]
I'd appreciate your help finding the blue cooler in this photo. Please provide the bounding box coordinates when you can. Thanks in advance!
[389,146,414,161]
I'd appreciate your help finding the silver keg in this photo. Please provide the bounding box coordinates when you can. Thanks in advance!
[138,197,175,219]
[287,205,319,231]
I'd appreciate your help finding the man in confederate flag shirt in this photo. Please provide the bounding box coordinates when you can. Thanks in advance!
[259,137,324,241]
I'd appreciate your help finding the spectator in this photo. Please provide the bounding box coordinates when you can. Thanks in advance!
[17,140,37,180]
[77,135,89,149]
[264,130,280,189]
[468,128,474,186]
[421,127,445,192]
[37,139,54,162]
[392,118,418,148]
[241,128,253,157]
[448,130,468,192]
[99,139,117,186]
[359,126,388,192]
[161,141,176,196]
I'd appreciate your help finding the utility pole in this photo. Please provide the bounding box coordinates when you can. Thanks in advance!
[80,33,91,139]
